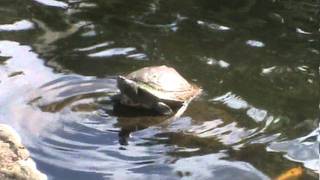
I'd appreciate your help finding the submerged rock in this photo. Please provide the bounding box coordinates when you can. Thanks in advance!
[0,124,47,180]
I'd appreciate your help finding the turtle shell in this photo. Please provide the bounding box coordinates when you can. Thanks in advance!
[124,65,202,103]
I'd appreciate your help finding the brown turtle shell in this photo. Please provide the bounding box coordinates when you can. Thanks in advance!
[124,65,202,103]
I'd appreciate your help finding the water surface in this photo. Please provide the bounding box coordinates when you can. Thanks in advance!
[0,0,319,179]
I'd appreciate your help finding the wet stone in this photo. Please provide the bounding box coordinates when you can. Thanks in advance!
[0,124,47,180]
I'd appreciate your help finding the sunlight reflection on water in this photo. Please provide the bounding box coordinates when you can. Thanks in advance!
[32,0,68,8]
[268,128,320,173]
[0,20,34,31]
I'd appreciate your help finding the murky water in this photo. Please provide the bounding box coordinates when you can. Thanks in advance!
[0,0,319,179]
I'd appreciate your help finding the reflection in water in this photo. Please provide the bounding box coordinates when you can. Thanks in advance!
[75,41,114,52]
[0,0,319,179]
[172,153,269,180]
[88,47,136,58]
[32,0,68,8]
[211,92,249,110]
[246,40,265,48]
[268,128,320,173]
[201,57,230,69]
[3,69,271,179]
[36,76,118,112]
[0,40,60,134]
[187,120,257,147]
[33,18,84,54]
[0,20,34,32]
[197,20,231,31]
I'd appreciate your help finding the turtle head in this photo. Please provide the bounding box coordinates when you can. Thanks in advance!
[117,76,139,94]
[117,75,163,110]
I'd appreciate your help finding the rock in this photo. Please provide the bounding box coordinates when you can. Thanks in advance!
[0,124,47,180]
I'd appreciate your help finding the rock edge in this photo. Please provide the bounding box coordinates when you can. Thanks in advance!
[0,124,47,180]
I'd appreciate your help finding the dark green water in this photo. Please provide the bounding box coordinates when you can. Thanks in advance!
[0,0,319,179]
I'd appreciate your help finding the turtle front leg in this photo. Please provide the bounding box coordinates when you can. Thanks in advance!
[153,102,173,115]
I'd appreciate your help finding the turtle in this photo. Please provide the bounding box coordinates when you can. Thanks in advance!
[117,65,202,117]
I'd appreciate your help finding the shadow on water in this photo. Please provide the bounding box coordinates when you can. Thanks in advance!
[0,0,319,179]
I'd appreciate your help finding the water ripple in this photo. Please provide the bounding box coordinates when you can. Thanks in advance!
[210,92,249,110]
[268,128,319,172]
[172,153,269,180]
[246,40,265,48]
[32,0,68,9]
[1,0,319,179]
[88,47,137,58]
[0,20,34,32]
[75,41,114,52]
[197,20,231,31]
